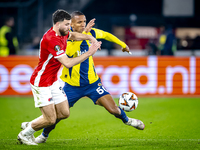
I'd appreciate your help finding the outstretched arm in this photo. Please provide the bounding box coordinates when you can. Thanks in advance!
[100,31,130,54]
[68,32,97,44]
[84,19,130,54]
[57,41,102,68]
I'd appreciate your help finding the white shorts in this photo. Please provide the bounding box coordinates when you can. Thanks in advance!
[30,80,67,108]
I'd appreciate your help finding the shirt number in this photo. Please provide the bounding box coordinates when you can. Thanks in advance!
[96,86,107,94]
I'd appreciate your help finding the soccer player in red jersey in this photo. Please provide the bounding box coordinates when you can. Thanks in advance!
[17,9,101,145]
[34,11,145,144]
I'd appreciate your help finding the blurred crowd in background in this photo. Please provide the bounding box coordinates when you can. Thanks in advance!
[0,0,200,57]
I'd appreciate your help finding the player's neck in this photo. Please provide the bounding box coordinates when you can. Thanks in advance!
[53,26,61,36]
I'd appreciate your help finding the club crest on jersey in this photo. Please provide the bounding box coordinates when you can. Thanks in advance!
[54,45,64,55]
[98,83,102,86]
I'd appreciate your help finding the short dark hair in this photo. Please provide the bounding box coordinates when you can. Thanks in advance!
[71,11,84,19]
[52,9,71,24]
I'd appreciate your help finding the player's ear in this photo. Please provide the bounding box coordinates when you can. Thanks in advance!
[70,22,74,28]
[55,22,60,28]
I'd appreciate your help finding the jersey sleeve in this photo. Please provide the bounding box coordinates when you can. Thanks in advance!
[92,28,127,48]
[47,36,66,58]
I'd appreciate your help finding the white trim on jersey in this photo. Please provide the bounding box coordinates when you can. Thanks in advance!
[38,38,43,59]
[34,53,54,86]
[55,53,66,59]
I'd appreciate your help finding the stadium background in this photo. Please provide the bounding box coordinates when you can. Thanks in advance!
[0,0,200,96]
[0,1,200,149]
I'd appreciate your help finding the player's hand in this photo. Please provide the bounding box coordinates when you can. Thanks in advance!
[84,18,96,33]
[90,36,101,50]
[122,45,132,55]
[88,41,102,55]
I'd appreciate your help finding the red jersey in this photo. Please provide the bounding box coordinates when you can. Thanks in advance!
[30,27,69,87]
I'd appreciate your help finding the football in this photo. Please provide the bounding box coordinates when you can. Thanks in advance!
[118,92,138,112]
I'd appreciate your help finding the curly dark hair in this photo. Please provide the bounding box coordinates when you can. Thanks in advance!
[52,9,71,25]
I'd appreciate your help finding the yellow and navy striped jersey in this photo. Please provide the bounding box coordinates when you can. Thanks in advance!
[60,28,126,86]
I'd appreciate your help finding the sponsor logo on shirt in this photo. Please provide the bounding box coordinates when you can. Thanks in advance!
[48,97,53,102]
[77,50,87,56]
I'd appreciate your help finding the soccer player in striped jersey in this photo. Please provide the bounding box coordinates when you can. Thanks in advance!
[17,9,101,145]
[35,11,145,143]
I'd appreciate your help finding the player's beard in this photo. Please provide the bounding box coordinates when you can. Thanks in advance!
[59,28,68,36]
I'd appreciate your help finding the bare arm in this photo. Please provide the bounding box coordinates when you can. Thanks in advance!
[68,32,97,43]
[99,31,130,54]
[57,41,101,68]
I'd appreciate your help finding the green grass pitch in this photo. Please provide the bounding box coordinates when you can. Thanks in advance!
[0,96,199,150]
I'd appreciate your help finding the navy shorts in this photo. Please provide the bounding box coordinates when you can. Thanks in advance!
[63,78,110,107]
